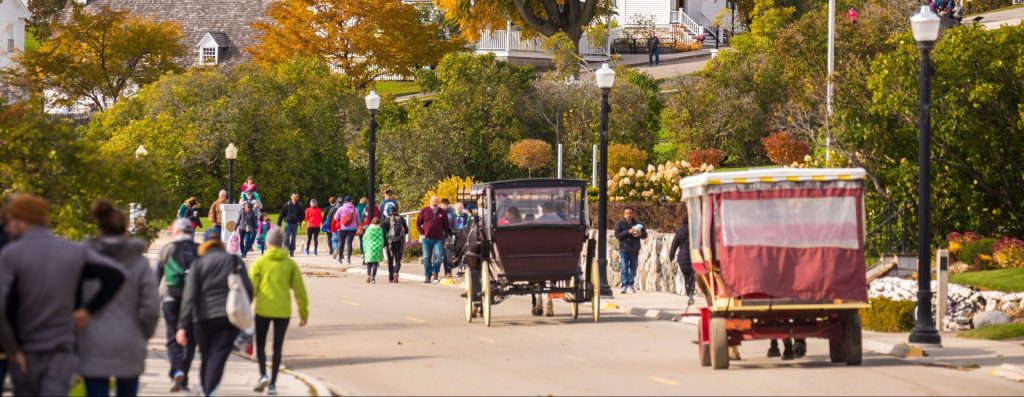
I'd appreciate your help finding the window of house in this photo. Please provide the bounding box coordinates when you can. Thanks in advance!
[6,25,13,52]
[201,47,218,65]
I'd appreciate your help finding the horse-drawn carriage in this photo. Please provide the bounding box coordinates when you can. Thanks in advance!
[680,168,871,369]
[463,179,600,326]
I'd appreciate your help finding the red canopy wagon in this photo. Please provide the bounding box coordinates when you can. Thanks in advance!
[680,168,871,369]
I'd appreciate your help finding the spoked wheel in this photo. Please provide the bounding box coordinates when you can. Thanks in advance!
[464,271,475,323]
[709,316,729,370]
[569,276,580,320]
[590,259,601,323]
[482,261,492,327]
[841,311,863,366]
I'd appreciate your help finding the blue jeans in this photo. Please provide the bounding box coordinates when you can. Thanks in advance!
[283,222,299,254]
[422,238,444,277]
[620,252,639,288]
[649,48,660,65]
[84,377,139,397]
[240,230,256,257]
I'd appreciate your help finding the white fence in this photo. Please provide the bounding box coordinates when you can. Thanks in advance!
[474,30,613,57]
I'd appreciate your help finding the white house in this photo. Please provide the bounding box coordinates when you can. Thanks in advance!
[0,0,29,70]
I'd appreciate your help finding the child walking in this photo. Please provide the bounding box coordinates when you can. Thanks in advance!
[362,217,384,283]
[256,213,272,254]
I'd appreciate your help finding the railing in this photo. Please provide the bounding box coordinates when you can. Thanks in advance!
[866,202,911,259]
[474,30,612,57]
[671,8,704,37]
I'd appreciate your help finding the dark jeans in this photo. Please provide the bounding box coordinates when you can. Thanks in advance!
[620,252,639,288]
[240,230,256,258]
[195,317,239,396]
[11,350,74,396]
[305,227,320,254]
[679,263,695,297]
[337,230,356,263]
[283,222,299,255]
[162,299,195,383]
[367,262,379,278]
[0,360,6,394]
[386,241,404,278]
[84,377,139,397]
[649,48,660,65]
[255,315,290,386]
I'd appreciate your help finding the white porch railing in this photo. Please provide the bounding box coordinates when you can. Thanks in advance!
[474,30,612,57]
[670,9,704,37]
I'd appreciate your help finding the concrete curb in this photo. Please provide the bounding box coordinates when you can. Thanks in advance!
[614,49,714,68]
[994,364,1024,382]
[230,351,334,397]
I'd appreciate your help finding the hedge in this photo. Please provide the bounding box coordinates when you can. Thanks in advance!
[588,201,686,233]
[860,298,917,333]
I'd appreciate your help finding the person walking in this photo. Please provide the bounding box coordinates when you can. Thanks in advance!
[237,202,259,258]
[209,190,229,236]
[668,216,695,305]
[647,34,661,66]
[156,218,200,392]
[0,204,23,393]
[178,197,196,219]
[326,197,342,258]
[176,232,253,397]
[0,193,126,396]
[378,189,398,221]
[334,197,359,266]
[303,199,322,256]
[362,217,384,283]
[277,193,304,257]
[249,228,308,396]
[614,207,647,294]
[239,187,263,220]
[417,196,453,283]
[240,176,258,195]
[322,197,337,256]
[78,200,161,397]
[381,206,408,283]
[256,213,273,255]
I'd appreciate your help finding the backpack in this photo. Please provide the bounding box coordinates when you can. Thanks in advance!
[340,210,354,226]
[387,215,405,243]
[164,240,199,290]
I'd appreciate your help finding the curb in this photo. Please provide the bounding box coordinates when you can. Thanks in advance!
[614,49,714,68]
[994,364,1024,382]
[230,351,333,397]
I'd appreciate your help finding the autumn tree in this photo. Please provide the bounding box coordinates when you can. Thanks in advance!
[26,0,68,40]
[607,143,648,175]
[13,6,185,111]
[250,0,466,89]
[509,139,553,177]
[761,131,809,165]
[433,0,611,50]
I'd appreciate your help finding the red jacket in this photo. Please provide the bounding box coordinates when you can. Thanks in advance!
[304,207,323,228]
[361,205,381,226]
[417,206,452,240]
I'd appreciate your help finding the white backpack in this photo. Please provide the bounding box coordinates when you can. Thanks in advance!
[226,259,254,329]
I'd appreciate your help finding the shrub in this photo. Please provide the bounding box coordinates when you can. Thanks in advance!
[608,143,649,174]
[994,237,1024,269]
[687,149,724,169]
[962,237,997,269]
[608,161,691,203]
[761,131,810,165]
[588,201,687,232]
[508,139,553,178]
[403,239,423,259]
[947,231,980,262]
[420,175,477,208]
[860,298,916,333]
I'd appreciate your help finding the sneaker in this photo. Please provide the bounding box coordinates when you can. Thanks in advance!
[687,296,695,306]
[366,276,371,283]
[432,275,440,283]
[332,251,338,259]
[305,249,309,255]
[628,286,636,293]
[268,384,277,396]
[170,370,186,392]
[445,272,453,278]
[621,288,627,294]
[254,375,270,392]
[371,278,376,284]
[424,276,432,283]
[314,252,318,256]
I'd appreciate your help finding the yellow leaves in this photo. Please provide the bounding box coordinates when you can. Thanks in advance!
[508,139,553,174]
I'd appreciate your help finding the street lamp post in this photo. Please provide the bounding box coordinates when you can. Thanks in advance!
[595,63,615,297]
[909,5,942,346]
[225,143,238,204]
[365,91,381,217]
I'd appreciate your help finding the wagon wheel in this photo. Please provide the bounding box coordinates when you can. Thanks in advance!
[590,257,601,323]
[841,311,862,366]
[464,270,475,323]
[697,318,711,367]
[482,260,493,327]
[828,335,845,363]
[569,276,580,320]
[709,316,729,370]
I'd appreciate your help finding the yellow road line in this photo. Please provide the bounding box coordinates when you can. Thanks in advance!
[340,300,360,306]
[474,336,496,343]
[649,376,680,386]
[406,316,428,324]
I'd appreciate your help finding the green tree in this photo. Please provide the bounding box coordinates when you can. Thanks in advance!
[26,0,67,41]
[14,6,185,111]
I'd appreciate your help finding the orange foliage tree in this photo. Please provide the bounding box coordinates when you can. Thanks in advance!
[687,149,724,169]
[250,0,466,88]
[761,131,810,165]
[432,0,610,49]
[607,143,648,175]
[509,139,553,177]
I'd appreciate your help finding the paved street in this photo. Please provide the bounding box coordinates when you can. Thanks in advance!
[273,258,1024,396]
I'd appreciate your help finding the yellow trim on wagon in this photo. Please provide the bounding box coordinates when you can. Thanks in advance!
[710,301,871,312]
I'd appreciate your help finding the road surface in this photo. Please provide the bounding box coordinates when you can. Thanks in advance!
[278,269,1024,396]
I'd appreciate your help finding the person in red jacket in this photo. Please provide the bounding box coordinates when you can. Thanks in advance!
[416,196,452,283]
[303,199,323,256]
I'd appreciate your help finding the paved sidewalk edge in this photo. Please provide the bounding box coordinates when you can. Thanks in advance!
[230,351,334,397]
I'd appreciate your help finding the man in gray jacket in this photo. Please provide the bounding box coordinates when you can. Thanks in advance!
[0,194,126,396]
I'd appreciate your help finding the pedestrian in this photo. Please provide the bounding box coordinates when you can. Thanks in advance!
[239,187,263,220]
[322,197,337,255]
[668,215,695,305]
[249,228,308,396]
[381,206,408,283]
[416,196,453,283]
[614,207,648,294]
[277,193,304,257]
[845,6,859,24]
[237,202,259,258]
[304,199,322,256]
[378,189,398,221]
[156,218,200,392]
[0,201,24,392]
[178,197,196,219]
[256,213,273,255]
[440,198,454,278]
[355,196,369,254]
[327,197,343,258]
[240,176,258,195]
[209,190,229,236]
[363,217,384,283]
[78,200,161,397]
[334,197,359,266]
[176,230,253,397]
[647,34,661,66]
[0,193,126,396]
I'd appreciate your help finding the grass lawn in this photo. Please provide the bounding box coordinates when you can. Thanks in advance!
[959,323,1024,340]
[949,268,1024,292]
[374,81,421,97]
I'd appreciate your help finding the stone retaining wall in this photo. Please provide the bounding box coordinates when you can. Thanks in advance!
[592,230,688,295]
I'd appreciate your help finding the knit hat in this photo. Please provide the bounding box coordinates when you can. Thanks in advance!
[2,194,48,225]
[266,227,284,248]
[203,228,221,242]
[342,196,352,203]
[172,218,194,234]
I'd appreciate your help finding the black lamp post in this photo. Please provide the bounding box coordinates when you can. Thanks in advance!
[595,63,615,297]
[225,143,237,204]
[908,5,942,346]
[365,91,381,218]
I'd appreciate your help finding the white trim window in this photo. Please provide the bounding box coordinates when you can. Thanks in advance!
[6,25,13,52]
[200,46,218,65]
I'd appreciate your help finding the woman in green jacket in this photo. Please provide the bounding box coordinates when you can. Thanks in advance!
[249,228,309,395]
[363,217,384,283]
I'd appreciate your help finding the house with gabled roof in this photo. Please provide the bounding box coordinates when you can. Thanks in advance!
[0,0,30,70]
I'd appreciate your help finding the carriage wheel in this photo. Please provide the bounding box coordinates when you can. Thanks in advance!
[482,261,493,327]
[709,316,729,370]
[697,318,711,367]
[828,336,846,363]
[842,311,863,366]
[464,272,475,323]
[569,276,580,320]
[590,257,601,323]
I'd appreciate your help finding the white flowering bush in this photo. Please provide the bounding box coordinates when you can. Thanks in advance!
[608,160,693,202]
